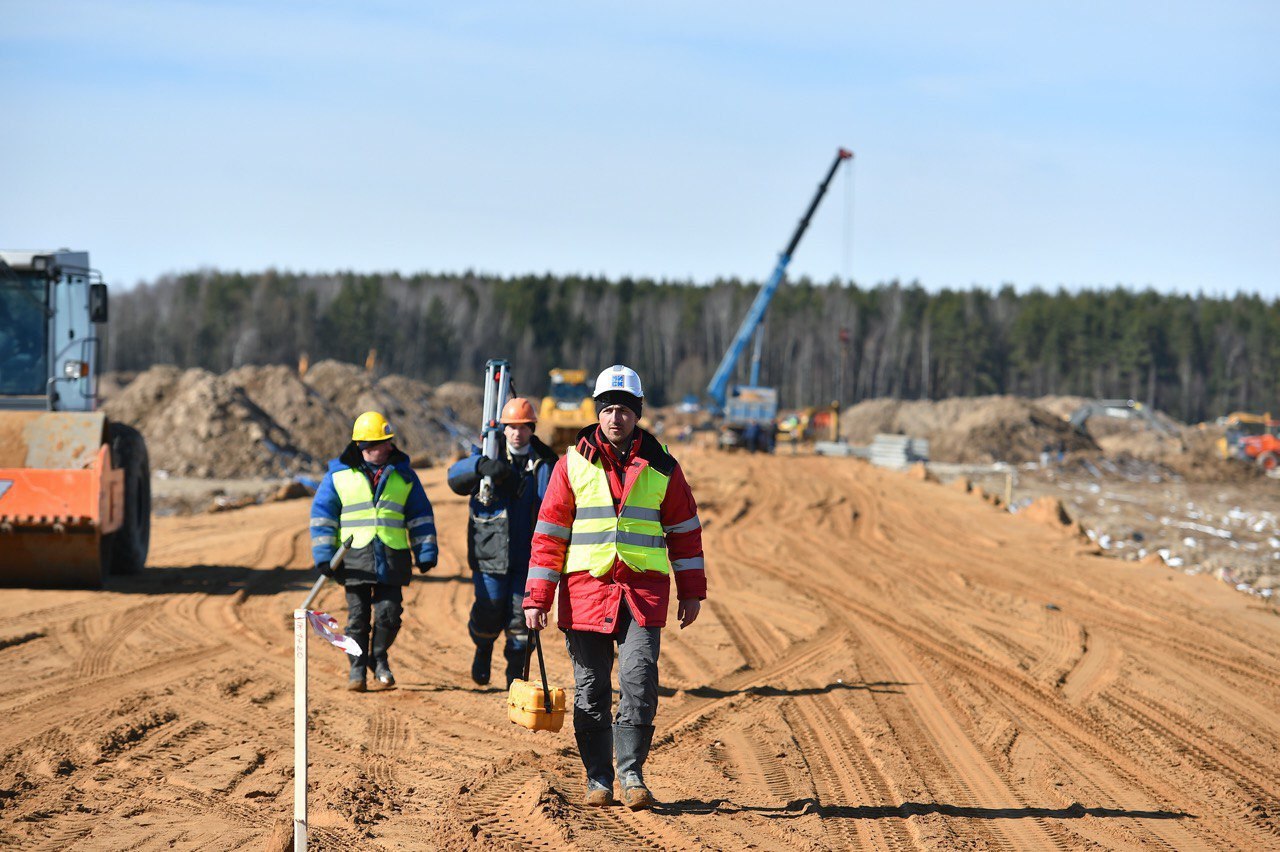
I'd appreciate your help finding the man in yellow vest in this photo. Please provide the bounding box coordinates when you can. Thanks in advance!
[523,365,706,810]
[310,411,438,691]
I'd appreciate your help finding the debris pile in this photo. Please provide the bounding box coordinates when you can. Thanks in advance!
[101,361,480,478]
[840,394,1247,482]
[840,396,1094,464]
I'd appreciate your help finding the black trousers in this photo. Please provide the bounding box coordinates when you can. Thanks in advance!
[344,583,403,665]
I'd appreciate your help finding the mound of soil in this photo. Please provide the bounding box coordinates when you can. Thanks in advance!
[1018,496,1091,543]
[1030,395,1090,420]
[1166,425,1261,483]
[840,395,1095,464]
[101,361,481,478]
[838,395,1257,482]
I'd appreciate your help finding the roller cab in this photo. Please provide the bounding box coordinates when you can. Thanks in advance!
[0,250,151,587]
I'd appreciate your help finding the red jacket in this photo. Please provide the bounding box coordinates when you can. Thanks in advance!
[523,425,706,631]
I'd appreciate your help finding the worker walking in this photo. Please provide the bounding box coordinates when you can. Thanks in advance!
[523,365,706,810]
[310,411,438,692]
[448,397,559,687]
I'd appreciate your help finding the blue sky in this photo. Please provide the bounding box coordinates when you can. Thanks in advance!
[3,1,1276,296]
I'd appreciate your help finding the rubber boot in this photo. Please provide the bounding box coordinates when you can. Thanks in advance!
[576,728,615,806]
[471,641,493,686]
[614,724,655,810]
[368,656,395,691]
[346,654,367,692]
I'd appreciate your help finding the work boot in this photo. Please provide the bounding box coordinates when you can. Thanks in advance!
[584,783,614,807]
[576,728,615,806]
[346,654,367,692]
[368,657,395,691]
[614,725,655,810]
[471,642,493,686]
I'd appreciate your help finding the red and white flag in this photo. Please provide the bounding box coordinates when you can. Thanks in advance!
[305,610,362,656]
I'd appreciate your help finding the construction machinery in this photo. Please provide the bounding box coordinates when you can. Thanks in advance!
[1067,399,1180,435]
[776,402,841,448]
[0,249,150,587]
[1217,411,1280,471]
[538,368,595,451]
[706,147,853,449]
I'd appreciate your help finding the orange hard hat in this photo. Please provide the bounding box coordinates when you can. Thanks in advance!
[500,397,538,425]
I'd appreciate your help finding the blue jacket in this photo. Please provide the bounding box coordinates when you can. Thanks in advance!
[311,443,438,586]
[447,435,556,576]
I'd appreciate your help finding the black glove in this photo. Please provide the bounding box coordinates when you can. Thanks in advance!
[316,561,333,579]
[416,559,437,574]
[477,457,513,481]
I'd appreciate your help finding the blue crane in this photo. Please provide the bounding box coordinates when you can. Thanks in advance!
[705,147,852,413]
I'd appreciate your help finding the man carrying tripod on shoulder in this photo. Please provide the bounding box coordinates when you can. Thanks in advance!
[449,396,559,688]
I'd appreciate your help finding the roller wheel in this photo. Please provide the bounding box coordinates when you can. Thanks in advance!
[1257,451,1279,472]
[106,422,151,574]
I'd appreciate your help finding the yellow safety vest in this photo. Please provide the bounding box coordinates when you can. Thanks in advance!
[333,468,411,550]
[564,447,670,577]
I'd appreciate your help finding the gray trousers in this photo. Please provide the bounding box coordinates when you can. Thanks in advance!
[564,599,661,732]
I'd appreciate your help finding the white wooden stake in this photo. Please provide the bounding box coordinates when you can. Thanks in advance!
[294,607,308,851]
[292,536,350,852]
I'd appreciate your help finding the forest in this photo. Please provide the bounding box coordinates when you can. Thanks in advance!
[105,269,1280,423]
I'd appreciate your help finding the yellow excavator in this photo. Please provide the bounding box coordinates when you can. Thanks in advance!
[776,402,841,447]
[0,250,150,587]
[1217,411,1280,469]
[538,368,596,452]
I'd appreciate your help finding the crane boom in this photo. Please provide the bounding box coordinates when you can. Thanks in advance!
[706,147,852,410]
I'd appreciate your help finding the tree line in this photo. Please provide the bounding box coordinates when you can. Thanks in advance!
[105,269,1280,423]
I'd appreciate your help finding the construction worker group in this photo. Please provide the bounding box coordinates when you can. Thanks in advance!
[310,365,706,810]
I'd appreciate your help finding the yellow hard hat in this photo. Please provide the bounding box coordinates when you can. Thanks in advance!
[352,411,395,442]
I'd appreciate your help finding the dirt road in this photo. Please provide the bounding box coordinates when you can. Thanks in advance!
[3,449,1279,850]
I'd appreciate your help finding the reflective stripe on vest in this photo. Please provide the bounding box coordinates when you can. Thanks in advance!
[564,447,670,577]
[333,468,412,550]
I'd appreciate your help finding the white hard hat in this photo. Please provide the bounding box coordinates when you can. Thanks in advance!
[593,364,644,399]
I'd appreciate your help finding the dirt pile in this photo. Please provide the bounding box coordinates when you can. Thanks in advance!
[1064,417,1253,483]
[1017,495,1093,544]
[840,395,1094,463]
[839,395,1250,481]
[1170,425,1261,482]
[101,361,480,478]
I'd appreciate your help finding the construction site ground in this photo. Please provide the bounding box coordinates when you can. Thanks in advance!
[4,447,1280,851]
[978,462,1280,594]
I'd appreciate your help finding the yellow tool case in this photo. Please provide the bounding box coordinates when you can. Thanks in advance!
[507,630,565,732]
[508,679,566,732]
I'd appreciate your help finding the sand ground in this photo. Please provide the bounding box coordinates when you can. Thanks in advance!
[2,447,1279,850]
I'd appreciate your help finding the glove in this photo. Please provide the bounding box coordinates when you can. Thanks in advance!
[417,559,436,574]
[477,457,513,481]
[316,561,333,579]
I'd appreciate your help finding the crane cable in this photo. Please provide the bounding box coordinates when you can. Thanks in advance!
[842,155,856,285]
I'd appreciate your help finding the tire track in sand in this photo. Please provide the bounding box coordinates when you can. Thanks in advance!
[768,482,1204,849]
[1105,687,1280,840]
[781,697,917,850]
[848,611,1073,851]
[829,589,1214,850]
[367,703,414,788]
[72,603,161,678]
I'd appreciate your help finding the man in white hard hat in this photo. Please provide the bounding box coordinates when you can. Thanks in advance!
[523,365,707,810]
